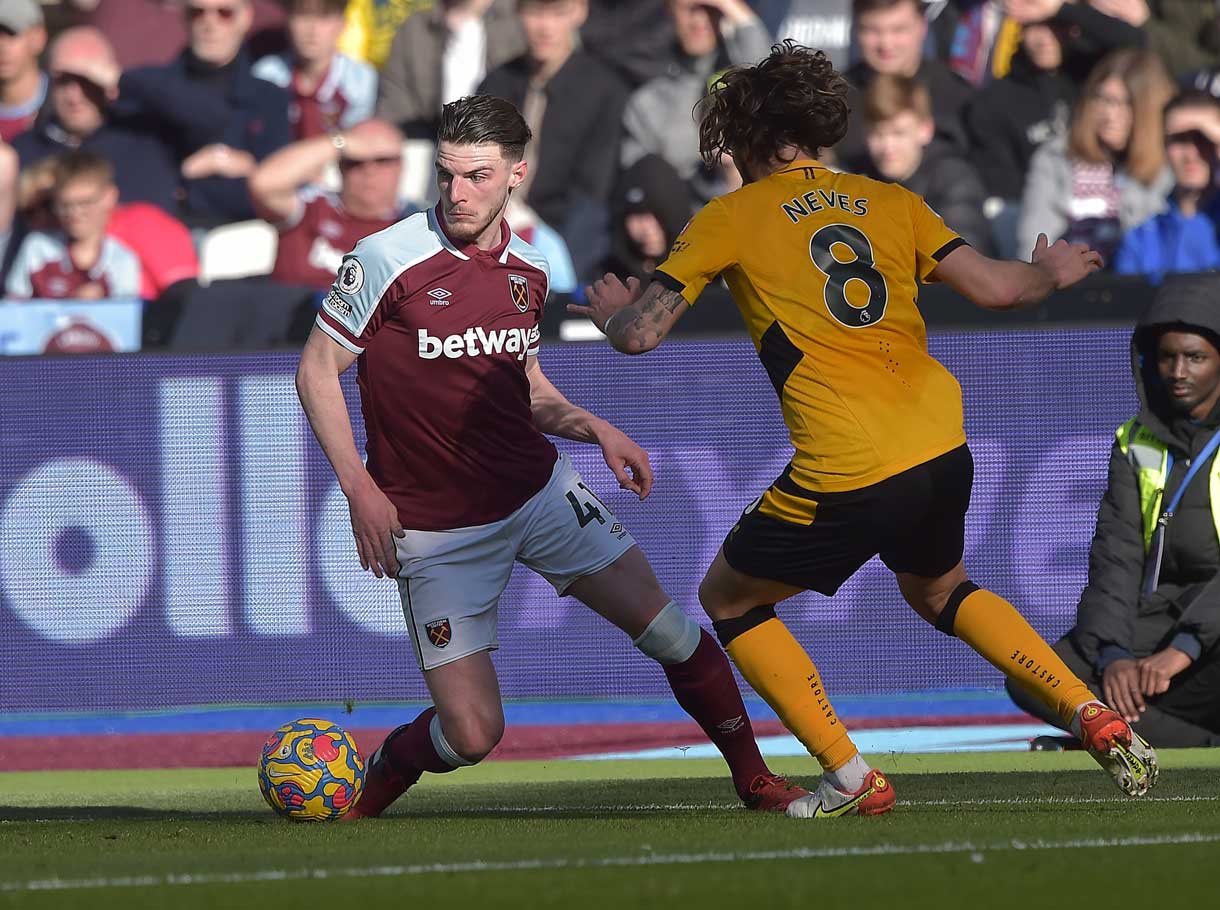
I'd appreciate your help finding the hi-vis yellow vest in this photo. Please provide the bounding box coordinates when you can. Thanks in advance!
[1116,418,1220,552]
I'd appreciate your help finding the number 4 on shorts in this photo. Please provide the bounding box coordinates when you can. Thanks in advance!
[566,481,608,528]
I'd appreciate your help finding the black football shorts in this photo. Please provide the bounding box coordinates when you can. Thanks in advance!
[722,444,974,595]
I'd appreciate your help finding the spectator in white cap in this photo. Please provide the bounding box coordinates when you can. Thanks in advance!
[0,0,47,141]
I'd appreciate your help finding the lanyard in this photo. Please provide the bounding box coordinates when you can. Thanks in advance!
[1144,429,1220,595]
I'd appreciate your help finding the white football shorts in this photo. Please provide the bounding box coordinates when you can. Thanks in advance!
[394,453,636,670]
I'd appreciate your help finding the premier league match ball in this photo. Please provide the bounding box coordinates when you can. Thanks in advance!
[257,718,366,821]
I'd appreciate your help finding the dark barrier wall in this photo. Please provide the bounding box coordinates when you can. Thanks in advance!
[0,328,1136,711]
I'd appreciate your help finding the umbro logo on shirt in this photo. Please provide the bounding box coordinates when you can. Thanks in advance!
[427,287,452,306]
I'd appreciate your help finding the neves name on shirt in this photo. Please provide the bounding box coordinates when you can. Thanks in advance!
[780,188,870,224]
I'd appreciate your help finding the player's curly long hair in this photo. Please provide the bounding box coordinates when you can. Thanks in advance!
[699,41,850,173]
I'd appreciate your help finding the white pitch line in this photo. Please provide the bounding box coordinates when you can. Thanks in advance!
[907,795,1220,807]
[2,833,1219,894]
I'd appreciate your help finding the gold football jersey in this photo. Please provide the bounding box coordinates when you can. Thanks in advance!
[657,159,968,497]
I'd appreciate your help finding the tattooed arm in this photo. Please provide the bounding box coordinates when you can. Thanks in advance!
[567,274,691,355]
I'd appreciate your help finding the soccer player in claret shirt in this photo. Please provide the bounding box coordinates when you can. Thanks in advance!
[296,94,808,818]
[573,42,1160,817]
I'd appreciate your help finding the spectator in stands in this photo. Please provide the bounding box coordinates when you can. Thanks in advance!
[620,0,769,209]
[928,0,1023,88]
[965,2,1145,255]
[12,153,55,231]
[5,151,140,299]
[861,75,994,253]
[110,202,200,301]
[752,0,851,71]
[254,0,377,140]
[11,28,180,215]
[834,0,973,169]
[579,0,676,88]
[1017,49,1174,264]
[505,197,577,295]
[0,140,16,271]
[934,1,1138,88]
[0,0,47,142]
[1008,276,1220,748]
[338,0,433,70]
[966,22,1073,208]
[377,0,524,140]
[1003,1,1151,78]
[1115,91,1220,285]
[606,154,697,285]
[117,0,292,225]
[479,0,627,281]
[67,0,289,70]
[249,117,410,290]
[1091,0,1220,80]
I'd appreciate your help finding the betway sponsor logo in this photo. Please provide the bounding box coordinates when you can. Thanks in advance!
[418,326,540,361]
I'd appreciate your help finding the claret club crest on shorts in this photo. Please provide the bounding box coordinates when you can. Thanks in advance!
[426,618,452,649]
[509,274,529,312]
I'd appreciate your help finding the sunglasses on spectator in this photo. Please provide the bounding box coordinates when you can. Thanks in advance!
[186,4,239,22]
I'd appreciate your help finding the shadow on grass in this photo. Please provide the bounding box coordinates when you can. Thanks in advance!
[0,804,719,824]
[3,769,1210,824]
[0,806,270,823]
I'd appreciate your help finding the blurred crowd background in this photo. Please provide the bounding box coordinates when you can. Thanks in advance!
[1,0,1218,351]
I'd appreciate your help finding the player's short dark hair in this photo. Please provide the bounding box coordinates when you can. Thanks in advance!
[437,94,533,163]
[279,0,348,14]
[699,41,849,169]
[53,150,114,193]
[853,0,921,18]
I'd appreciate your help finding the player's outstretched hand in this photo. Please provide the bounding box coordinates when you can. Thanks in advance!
[346,476,406,578]
[568,273,644,333]
[1031,233,1104,289]
[596,423,654,500]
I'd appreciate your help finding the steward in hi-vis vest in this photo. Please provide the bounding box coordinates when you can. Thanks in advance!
[1008,275,1220,747]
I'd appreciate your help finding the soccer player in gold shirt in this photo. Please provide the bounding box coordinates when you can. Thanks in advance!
[571,42,1158,817]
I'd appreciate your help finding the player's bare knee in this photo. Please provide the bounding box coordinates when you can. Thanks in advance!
[901,586,948,625]
[897,566,970,627]
[697,576,746,621]
[440,716,503,764]
[435,707,504,765]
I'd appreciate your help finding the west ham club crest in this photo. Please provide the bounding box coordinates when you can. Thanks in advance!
[509,274,529,312]
[426,618,452,649]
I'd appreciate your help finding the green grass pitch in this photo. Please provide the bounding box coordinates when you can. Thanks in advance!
[2,751,1219,909]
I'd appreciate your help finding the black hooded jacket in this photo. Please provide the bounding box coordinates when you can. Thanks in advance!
[861,140,995,255]
[1072,277,1220,670]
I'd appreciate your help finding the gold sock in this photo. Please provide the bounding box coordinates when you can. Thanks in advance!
[944,586,1095,726]
[725,617,858,771]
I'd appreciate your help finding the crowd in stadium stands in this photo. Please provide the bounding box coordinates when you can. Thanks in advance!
[2,0,1220,347]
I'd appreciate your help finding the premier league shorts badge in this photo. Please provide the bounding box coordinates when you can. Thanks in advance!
[426,618,452,649]
[509,274,529,312]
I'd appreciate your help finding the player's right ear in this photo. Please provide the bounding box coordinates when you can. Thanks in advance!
[508,159,528,192]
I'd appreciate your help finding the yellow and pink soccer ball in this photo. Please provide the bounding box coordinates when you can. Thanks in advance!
[257,718,365,821]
